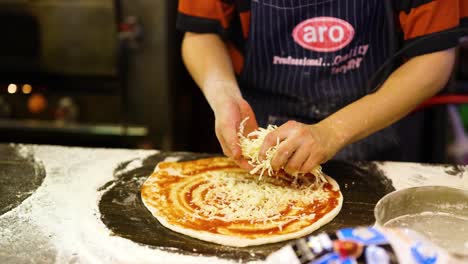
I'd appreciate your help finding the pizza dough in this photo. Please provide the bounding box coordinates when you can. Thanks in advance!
[141,157,343,247]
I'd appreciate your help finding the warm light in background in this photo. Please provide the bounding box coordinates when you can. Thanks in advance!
[22,84,32,94]
[28,93,47,114]
[7,84,17,94]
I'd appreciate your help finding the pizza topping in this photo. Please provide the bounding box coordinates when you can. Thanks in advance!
[190,171,328,224]
[238,118,326,183]
[238,119,279,178]
[140,157,343,244]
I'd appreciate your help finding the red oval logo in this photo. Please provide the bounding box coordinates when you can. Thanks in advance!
[292,17,355,52]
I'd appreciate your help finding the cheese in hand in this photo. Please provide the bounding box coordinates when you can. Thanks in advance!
[238,118,325,182]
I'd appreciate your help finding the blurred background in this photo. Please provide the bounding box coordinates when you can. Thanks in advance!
[0,0,466,164]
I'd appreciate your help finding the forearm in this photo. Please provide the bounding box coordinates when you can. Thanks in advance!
[320,48,456,149]
[181,32,241,111]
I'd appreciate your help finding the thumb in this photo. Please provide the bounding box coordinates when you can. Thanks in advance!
[221,119,242,160]
[231,141,242,160]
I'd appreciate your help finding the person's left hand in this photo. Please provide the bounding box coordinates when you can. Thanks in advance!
[258,121,342,175]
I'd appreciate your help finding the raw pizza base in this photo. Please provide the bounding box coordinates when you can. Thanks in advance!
[141,157,343,247]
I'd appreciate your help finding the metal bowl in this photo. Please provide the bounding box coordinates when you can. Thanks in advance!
[374,186,468,257]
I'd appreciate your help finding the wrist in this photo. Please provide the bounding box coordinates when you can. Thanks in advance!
[202,81,242,113]
[314,120,348,157]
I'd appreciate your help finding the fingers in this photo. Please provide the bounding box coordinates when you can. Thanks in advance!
[215,126,232,157]
[258,121,297,161]
[239,99,259,135]
[264,121,331,174]
[215,111,240,159]
[300,151,323,174]
[217,120,242,159]
[225,116,336,176]
[272,144,323,175]
[215,98,257,160]
[270,139,296,171]
[235,158,254,171]
[283,143,313,174]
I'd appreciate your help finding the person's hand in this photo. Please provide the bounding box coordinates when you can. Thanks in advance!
[258,121,342,175]
[212,96,258,170]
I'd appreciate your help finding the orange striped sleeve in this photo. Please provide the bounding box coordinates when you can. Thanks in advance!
[239,12,251,39]
[399,0,459,41]
[177,0,236,35]
[177,1,248,77]
[397,0,461,57]
[461,0,468,26]
[179,0,220,20]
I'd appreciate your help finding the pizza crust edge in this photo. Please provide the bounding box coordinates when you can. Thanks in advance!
[141,167,343,247]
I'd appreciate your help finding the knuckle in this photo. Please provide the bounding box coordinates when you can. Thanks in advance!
[271,153,280,164]
[270,160,281,171]
[264,133,277,145]
[286,160,300,171]
[305,142,315,151]
[219,119,232,128]
[221,145,230,156]
[274,143,292,159]
[280,121,292,130]
[298,129,309,138]
[273,151,289,165]
[301,162,314,173]
[317,148,327,159]
[278,150,290,159]
[285,167,296,175]
[299,166,309,174]
[286,120,298,127]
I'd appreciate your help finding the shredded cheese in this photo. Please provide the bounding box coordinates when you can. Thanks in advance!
[238,118,326,183]
[191,171,328,223]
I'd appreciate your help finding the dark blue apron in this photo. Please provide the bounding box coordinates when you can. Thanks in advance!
[239,0,400,160]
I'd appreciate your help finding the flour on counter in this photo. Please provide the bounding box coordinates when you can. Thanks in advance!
[2,146,466,264]
[121,158,144,173]
[12,143,34,160]
[377,162,468,191]
[0,145,256,264]
[163,156,182,162]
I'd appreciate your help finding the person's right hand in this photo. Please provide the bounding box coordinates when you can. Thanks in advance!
[212,96,258,169]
